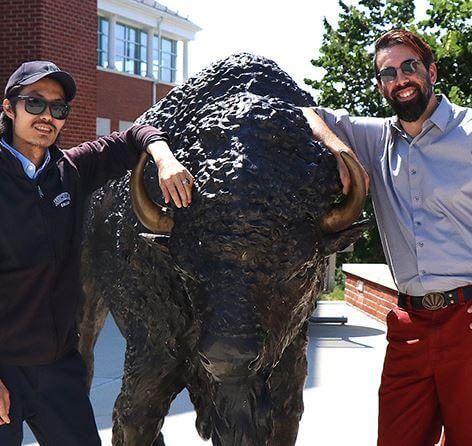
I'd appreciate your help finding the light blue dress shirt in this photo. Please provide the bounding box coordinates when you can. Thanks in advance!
[1,138,50,180]
[316,95,472,295]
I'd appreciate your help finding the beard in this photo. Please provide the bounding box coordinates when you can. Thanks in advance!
[385,76,433,122]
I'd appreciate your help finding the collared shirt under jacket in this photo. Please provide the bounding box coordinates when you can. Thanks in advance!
[0,125,167,365]
[316,95,472,295]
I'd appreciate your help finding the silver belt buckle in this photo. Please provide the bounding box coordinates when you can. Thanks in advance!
[422,292,446,310]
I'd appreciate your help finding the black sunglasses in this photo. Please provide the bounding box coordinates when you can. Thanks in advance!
[377,59,422,84]
[9,95,71,120]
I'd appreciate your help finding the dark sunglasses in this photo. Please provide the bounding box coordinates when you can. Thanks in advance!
[9,95,71,120]
[377,59,422,84]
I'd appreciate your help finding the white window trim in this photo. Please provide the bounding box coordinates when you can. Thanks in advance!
[97,12,187,84]
[97,66,155,82]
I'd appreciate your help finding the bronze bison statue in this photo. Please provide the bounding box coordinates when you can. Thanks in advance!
[79,53,367,446]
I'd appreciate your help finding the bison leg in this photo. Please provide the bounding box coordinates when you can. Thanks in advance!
[78,281,109,392]
[267,324,308,446]
[112,349,187,446]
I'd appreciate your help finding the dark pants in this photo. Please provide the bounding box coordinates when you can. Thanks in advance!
[378,303,472,446]
[0,350,101,446]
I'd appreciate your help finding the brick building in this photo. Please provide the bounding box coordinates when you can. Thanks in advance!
[343,264,397,323]
[0,0,200,148]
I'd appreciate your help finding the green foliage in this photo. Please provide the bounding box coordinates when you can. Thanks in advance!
[305,0,417,117]
[306,0,472,264]
[334,266,346,289]
[321,286,345,301]
[421,0,472,107]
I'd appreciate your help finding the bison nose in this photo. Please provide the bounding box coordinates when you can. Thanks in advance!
[198,334,262,380]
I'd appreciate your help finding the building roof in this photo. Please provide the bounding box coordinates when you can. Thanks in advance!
[98,0,201,38]
[131,0,194,24]
[342,263,397,291]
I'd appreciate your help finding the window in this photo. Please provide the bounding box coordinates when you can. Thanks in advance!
[96,18,179,83]
[115,23,147,76]
[159,37,177,83]
[119,120,134,132]
[97,17,109,68]
[152,35,160,79]
[96,117,111,136]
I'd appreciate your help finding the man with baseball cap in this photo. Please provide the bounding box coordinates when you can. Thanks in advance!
[0,61,193,445]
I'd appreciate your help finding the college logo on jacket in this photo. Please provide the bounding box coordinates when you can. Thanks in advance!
[53,192,71,208]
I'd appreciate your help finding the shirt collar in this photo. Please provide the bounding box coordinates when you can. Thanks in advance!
[389,94,452,137]
[390,116,407,140]
[426,94,451,133]
[0,138,51,180]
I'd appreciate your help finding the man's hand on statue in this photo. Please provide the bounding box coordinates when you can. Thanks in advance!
[158,158,194,208]
[147,140,194,208]
[0,379,11,425]
[333,149,369,196]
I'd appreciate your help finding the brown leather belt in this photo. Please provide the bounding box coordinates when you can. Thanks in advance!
[398,285,472,311]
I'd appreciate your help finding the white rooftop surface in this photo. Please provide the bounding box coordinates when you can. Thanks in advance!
[23,301,388,446]
[343,263,398,291]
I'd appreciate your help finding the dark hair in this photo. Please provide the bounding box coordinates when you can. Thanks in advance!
[374,29,434,73]
[1,85,23,142]
[0,110,13,142]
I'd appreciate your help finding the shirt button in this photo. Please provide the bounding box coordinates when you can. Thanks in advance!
[414,196,420,201]
[415,221,422,226]
[418,242,424,247]
[411,169,417,175]
[420,270,426,274]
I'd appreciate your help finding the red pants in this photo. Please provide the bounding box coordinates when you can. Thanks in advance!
[378,303,472,446]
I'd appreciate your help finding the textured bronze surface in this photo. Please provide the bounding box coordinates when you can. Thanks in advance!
[79,53,368,446]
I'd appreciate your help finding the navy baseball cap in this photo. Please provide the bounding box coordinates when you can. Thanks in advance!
[4,61,76,101]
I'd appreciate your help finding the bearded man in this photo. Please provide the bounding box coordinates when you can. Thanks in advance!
[303,29,472,446]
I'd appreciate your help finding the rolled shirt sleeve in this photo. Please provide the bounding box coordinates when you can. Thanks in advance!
[314,106,386,176]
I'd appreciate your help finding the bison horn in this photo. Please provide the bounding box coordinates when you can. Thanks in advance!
[130,151,174,234]
[321,151,367,233]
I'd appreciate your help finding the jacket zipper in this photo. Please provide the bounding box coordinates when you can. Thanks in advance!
[36,181,60,360]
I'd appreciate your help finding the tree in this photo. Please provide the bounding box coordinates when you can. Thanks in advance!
[422,0,472,106]
[305,0,472,264]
